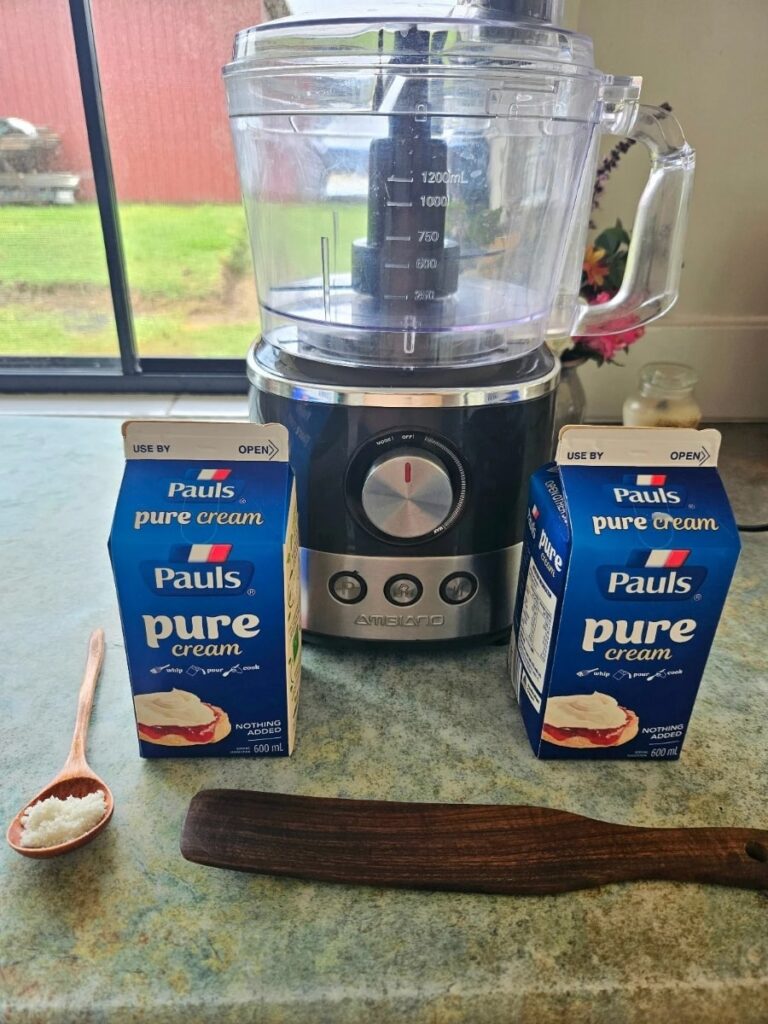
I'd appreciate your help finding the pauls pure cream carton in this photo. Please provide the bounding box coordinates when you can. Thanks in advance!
[109,421,301,758]
[509,426,740,760]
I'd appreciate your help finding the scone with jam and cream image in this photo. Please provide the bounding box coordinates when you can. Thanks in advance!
[542,692,639,749]
[134,689,231,746]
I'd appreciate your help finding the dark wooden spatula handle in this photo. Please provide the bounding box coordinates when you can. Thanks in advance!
[181,789,768,895]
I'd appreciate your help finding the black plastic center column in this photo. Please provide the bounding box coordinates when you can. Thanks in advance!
[351,30,459,314]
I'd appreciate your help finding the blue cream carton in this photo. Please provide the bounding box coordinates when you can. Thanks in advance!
[509,426,740,760]
[109,420,301,758]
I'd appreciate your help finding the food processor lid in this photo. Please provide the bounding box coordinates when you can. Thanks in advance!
[228,0,596,72]
[282,1,565,22]
[454,1,565,21]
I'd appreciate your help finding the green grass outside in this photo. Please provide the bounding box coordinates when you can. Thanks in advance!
[0,203,248,296]
[0,201,369,359]
[0,203,258,358]
[0,306,255,359]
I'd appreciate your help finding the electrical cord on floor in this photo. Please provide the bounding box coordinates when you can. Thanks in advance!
[738,523,768,533]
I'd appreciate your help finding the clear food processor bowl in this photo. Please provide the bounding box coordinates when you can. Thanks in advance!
[224,2,693,369]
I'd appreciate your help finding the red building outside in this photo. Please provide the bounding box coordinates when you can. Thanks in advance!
[0,0,264,202]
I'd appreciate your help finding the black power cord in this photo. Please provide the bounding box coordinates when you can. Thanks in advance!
[738,523,768,533]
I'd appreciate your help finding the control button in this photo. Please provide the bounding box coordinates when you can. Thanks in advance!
[361,448,454,539]
[384,574,423,607]
[440,572,478,606]
[329,571,367,605]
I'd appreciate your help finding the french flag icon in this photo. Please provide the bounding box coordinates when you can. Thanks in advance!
[170,544,232,563]
[196,468,231,481]
[634,473,667,486]
[629,549,691,568]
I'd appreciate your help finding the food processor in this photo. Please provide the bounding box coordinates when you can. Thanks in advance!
[224,0,695,644]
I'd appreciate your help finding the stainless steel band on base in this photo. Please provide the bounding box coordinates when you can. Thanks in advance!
[301,545,522,641]
[247,342,560,409]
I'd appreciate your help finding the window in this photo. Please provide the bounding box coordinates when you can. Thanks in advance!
[0,0,119,365]
[0,0,254,392]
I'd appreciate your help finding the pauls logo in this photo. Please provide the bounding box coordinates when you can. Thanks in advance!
[633,474,668,486]
[526,503,540,539]
[611,473,686,507]
[167,467,238,501]
[596,548,706,601]
[142,543,254,595]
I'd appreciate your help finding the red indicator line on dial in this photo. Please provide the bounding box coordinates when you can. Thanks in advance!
[404,461,412,485]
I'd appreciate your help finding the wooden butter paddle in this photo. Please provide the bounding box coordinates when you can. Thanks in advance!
[181,789,768,894]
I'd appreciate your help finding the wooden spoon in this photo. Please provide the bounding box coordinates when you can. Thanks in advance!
[182,789,768,894]
[6,628,113,858]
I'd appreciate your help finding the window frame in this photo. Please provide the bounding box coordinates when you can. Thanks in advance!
[0,0,248,395]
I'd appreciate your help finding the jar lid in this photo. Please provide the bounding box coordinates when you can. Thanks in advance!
[640,362,698,394]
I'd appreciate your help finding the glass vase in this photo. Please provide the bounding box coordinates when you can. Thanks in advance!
[552,357,587,452]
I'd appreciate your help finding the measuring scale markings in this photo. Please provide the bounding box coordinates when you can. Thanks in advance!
[350,61,461,323]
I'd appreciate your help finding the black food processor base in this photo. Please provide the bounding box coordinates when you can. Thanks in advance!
[248,343,557,645]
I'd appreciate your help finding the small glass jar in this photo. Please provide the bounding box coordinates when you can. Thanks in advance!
[622,362,702,428]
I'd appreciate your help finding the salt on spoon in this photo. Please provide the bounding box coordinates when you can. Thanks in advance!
[6,629,114,858]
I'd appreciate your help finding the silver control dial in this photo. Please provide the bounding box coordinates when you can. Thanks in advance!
[361,448,454,539]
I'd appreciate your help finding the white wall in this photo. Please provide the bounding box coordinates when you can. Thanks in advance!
[573,0,768,421]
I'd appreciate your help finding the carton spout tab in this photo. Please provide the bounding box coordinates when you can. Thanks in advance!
[555,426,721,469]
[122,420,289,463]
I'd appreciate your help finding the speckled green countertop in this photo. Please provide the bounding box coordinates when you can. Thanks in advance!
[1,417,766,1024]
